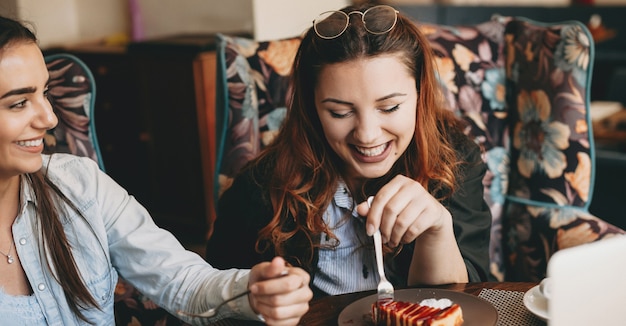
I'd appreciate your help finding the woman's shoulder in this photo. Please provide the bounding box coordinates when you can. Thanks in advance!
[446,127,482,162]
[239,152,278,184]
[221,153,276,202]
[40,154,101,190]
[42,153,99,172]
[42,153,99,173]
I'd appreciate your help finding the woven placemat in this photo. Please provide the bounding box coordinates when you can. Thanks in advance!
[478,288,546,326]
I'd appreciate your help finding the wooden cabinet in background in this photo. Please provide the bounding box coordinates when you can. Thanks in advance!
[127,39,209,244]
[44,45,154,214]
[48,35,219,244]
[192,51,218,239]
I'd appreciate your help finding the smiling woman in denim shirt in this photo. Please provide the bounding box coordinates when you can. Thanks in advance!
[0,15,311,326]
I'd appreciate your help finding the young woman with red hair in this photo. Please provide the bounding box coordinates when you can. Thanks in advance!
[207,4,491,297]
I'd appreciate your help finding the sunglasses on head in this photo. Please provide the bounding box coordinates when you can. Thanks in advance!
[313,5,399,40]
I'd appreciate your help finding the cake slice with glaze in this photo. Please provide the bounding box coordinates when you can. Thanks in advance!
[372,298,463,326]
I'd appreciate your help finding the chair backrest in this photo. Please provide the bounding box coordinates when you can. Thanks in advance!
[214,34,300,202]
[420,17,511,281]
[425,16,625,281]
[44,53,105,171]
[504,17,594,211]
[501,17,624,281]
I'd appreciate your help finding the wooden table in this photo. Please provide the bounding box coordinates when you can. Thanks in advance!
[214,282,538,325]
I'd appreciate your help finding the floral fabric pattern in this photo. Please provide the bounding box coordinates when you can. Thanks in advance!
[513,89,571,179]
[215,34,301,199]
[421,18,509,152]
[114,280,188,326]
[421,18,510,281]
[44,54,104,170]
[506,20,591,207]
[503,18,625,282]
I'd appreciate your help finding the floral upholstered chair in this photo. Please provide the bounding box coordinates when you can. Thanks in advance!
[423,16,625,281]
[45,54,189,326]
[499,18,625,281]
[212,16,625,284]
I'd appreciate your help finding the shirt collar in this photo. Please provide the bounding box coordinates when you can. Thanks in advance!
[20,175,36,203]
[16,175,36,221]
[332,179,360,218]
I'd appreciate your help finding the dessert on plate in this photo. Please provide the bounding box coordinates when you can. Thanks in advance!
[372,298,463,326]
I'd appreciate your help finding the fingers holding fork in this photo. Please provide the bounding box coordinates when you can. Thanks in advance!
[249,257,313,324]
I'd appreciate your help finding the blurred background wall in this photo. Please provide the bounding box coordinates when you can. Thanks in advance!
[0,0,349,49]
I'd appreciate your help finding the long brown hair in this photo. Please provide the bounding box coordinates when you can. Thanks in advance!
[252,4,464,262]
[1,16,99,323]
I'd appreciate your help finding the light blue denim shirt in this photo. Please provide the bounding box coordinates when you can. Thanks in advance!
[11,154,259,325]
[0,288,46,326]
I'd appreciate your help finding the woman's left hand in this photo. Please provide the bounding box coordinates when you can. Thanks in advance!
[356,174,451,248]
[248,257,313,326]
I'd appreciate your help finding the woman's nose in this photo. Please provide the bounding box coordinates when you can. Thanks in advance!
[353,112,381,144]
[35,97,58,129]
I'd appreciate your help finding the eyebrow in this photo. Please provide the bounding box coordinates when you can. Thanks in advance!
[320,92,407,105]
[0,86,37,100]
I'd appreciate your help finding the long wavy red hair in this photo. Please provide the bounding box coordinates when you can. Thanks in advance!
[251,4,464,261]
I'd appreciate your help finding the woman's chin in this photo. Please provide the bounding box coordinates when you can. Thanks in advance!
[349,164,393,180]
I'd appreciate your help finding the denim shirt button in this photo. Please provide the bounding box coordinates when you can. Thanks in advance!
[19,238,26,245]
[38,283,46,291]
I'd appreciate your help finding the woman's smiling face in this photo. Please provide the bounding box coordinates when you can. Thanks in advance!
[0,42,57,179]
[314,54,417,181]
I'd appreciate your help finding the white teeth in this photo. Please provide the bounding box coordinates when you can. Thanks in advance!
[356,143,387,156]
[16,139,43,147]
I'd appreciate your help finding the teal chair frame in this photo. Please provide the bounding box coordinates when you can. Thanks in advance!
[44,53,105,171]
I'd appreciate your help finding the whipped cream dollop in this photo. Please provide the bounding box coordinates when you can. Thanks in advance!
[419,298,453,309]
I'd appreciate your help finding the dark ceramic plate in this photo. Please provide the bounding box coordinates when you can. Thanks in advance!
[338,288,497,325]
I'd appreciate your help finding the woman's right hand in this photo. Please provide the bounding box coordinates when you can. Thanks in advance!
[248,257,312,326]
[356,175,468,284]
[356,174,451,247]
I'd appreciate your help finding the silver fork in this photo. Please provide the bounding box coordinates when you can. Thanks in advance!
[176,289,251,318]
[368,196,395,304]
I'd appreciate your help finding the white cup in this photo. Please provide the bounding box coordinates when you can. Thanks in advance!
[539,277,552,300]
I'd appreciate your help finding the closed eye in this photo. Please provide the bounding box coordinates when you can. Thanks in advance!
[329,104,400,118]
[381,104,400,114]
[330,110,353,118]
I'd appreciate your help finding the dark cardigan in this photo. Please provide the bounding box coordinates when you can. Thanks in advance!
[205,133,492,297]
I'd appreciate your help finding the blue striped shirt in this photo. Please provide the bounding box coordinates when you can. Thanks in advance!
[313,182,379,295]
